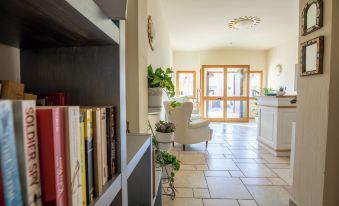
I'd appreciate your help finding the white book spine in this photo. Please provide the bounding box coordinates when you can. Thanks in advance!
[94,108,103,195]
[65,107,83,206]
[100,108,108,185]
[13,100,42,206]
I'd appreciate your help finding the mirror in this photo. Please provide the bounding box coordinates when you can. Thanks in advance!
[300,36,324,76]
[302,0,323,36]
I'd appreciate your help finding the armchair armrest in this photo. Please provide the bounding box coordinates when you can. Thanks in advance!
[189,119,210,129]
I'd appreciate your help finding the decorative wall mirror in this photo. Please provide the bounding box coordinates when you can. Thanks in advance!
[301,0,323,35]
[300,36,324,76]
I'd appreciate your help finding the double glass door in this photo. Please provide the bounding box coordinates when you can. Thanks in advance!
[202,65,250,122]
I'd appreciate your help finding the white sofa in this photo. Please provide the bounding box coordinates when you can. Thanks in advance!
[163,101,212,150]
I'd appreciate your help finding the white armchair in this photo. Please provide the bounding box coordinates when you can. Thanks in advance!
[163,101,212,150]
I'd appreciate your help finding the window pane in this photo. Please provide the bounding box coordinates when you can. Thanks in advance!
[204,100,224,118]
[178,73,194,97]
[227,68,248,97]
[250,73,262,97]
[204,68,224,96]
[227,100,248,118]
[249,99,259,118]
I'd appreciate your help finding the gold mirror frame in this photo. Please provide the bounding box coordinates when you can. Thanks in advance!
[301,0,323,36]
[300,36,324,76]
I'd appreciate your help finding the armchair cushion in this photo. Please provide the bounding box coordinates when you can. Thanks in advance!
[189,119,210,129]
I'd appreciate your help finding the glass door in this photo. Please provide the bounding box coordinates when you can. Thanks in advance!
[202,65,250,122]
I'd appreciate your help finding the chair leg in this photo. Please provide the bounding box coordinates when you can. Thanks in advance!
[205,141,208,149]
[183,144,186,151]
[172,141,174,147]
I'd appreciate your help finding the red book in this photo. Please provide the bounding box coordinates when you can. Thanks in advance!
[0,168,5,206]
[36,107,67,206]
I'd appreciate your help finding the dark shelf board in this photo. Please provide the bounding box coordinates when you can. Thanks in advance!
[0,0,116,48]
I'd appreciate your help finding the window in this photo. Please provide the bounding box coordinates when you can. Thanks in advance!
[176,71,196,98]
[249,71,263,118]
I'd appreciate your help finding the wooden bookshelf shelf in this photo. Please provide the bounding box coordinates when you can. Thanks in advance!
[93,174,122,206]
[127,134,152,178]
[152,169,162,206]
[0,0,119,48]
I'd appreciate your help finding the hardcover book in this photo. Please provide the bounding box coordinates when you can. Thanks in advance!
[0,101,23,206]
[13,100,42,206]
[92,108,103,196]
[112,107,117,175]
[79,113,87,206]
[0,169,5,206]
[64,107,83,206]
[36,107,67,206]
[105,107,112,179]
[0,80,24,100]
[80,108,94,204]
[100,108,108,186]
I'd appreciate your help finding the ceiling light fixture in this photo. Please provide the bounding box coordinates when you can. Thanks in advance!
[228,16,261,30]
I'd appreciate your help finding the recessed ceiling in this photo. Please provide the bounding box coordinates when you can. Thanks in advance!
[159,0,299,51]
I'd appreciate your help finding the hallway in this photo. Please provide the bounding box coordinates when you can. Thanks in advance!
[163,123,292,206]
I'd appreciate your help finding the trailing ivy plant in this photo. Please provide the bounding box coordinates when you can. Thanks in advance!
[147,65,175,98]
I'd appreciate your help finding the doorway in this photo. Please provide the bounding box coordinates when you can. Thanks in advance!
[201,65,250,122]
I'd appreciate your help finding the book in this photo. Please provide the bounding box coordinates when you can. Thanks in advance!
[36,107,67,206]
[79,113,87,206]
[105,107,113,179]
[23,93,37,100]
[92,108,103,196]
[100,108,108,186]
[0,101,23,206]
[80,108,94,204]
[64,107,83,206]
[38,93,67,106]
[112,107,117,175]
[12,100,42,206]
[0,80,24,100]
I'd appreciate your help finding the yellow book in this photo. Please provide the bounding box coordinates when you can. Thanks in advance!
[80,109,94,204]
[79,112,87,206]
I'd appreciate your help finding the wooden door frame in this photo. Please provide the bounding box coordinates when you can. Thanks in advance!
[176,70,196,99]
[201,65,250,122]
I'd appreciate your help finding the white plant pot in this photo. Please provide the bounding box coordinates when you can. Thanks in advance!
[148,88,163,108]
[155,132,174,150]
[276,91,286,96]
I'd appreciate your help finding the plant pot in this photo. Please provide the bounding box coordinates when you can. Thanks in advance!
[155,132,174,150]
[276,91,286,96]
[148,88,163,108]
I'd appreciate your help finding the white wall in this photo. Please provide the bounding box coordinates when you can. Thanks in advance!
[173,50,268,94]
[0,43,20,82]
[266,38,298,91]
[125,0,172,133]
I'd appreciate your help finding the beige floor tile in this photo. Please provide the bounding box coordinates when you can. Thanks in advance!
[269,178,288,186]
[203,199,239,206]
[234,158,257,163]
[175,171,207,188]
[266,163,290,169]
[173,188,193,198]
[207,145,232,154]
[272,169,293,185]
[241,178,272,185]
[180,164,196,171]
[208,158,239,170]
[237,163,277,178]
[207,177,252,199]
[179,153,207,165]
[204,170,231,177]
[193,188,210,198]
[247,185,291,206]
[230,171,245,177]
[231,150,261,158]
[260,154,289,164]
[195,164,209,171]
[162,197,203,206]
[254,158,268,163]
[238,200,258,206]
[206,154,225,159]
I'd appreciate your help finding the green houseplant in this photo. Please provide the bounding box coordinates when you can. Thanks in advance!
[155,121,176,150]
[148,65,175,107]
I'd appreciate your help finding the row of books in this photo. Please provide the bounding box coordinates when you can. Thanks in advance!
[0,100,118,206]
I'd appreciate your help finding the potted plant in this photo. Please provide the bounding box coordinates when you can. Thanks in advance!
[148,65,175,108]
[277,86,286,96]
[155,120,175,150]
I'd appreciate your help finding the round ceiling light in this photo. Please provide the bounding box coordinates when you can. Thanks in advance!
[228,16,261,30]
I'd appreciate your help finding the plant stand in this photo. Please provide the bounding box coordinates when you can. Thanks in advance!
[161,166,176,200]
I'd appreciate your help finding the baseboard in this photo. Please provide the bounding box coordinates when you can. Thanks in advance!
[289,198,298,206]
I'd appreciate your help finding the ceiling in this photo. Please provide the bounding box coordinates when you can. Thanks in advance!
[159,0,299,51]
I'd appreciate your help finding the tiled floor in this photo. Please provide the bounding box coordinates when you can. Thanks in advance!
[162,122,292,206]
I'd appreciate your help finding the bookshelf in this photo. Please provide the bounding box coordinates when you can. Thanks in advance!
[0,0,148,205]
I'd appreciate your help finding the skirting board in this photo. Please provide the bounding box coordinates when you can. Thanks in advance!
[258,140,291,157]
[289,198,298,206]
